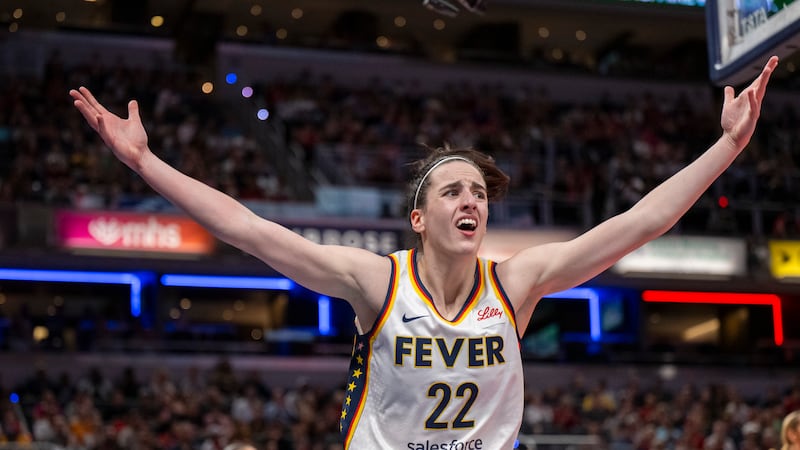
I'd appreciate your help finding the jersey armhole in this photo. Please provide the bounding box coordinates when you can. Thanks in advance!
[355,253,399,337]
[489,260,522,342]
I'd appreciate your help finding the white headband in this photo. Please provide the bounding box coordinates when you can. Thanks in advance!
[412,156,474,210]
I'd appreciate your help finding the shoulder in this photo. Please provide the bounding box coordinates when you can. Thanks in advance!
[490,244,557,309]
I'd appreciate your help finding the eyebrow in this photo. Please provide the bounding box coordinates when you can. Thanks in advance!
[438,180,487,193]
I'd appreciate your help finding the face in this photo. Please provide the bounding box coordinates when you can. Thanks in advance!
[785,414,800,448]
[789,421,800,445]
[410,161,488,255]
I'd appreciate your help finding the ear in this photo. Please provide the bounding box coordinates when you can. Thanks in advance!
[410,209,425,233]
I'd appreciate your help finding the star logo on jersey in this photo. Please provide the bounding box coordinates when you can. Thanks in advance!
[402,313,429,323]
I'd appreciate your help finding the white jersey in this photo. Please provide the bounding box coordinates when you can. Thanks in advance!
[340,249,524,449]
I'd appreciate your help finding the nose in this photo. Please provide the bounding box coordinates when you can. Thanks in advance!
[461,191,478,210]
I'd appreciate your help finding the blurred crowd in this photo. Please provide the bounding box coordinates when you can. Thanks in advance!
[262,69,800,234]
[2,51,800,235]
[0,51,289,214]
[0,359,797,450]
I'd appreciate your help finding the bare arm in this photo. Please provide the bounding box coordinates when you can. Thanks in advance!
[498,56,779,313]
[69,87,389,315]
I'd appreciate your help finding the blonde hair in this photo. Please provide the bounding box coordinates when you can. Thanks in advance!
[782,410,800,450]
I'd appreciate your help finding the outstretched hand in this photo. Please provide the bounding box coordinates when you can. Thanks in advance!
[720,55,778,149]
[69,87,149,171]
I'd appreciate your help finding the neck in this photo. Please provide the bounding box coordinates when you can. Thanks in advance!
[416,248,476,314]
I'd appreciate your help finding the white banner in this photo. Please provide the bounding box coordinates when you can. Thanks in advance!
[612,236,747,277]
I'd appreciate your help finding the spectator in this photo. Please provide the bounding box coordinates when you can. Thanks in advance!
[782,410,800,450]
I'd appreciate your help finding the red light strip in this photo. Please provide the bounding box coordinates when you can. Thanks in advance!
[641,290,783,346]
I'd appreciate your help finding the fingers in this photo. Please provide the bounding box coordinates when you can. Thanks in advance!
[69,86,111,117]
[70,100,99,131]
[69,87,94,112]
[68,88,82,102]
[748,89,758,119]
[754,55,778,102]
[77,86,109,114]
[128,100,141,123]
[728,56,777,108]
[765,55,779,71]
[96,113,107,138]
[723,86,734,106]
[744,55,778,103]
[69,88,100,129]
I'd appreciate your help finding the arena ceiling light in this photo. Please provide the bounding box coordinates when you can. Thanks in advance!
[642,290,783,346]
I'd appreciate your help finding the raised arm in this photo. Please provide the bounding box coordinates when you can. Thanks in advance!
[69,87,389,317]
[499,56,779,316]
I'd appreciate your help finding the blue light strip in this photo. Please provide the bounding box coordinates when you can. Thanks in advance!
[160,274,295,290]
[125,274,142,317]
[0,268,143,317]
[161,274,332,332]
[544,287,601,342]
[318,295,331,336]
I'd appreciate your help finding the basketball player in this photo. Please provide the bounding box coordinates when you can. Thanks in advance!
[69,56,778,449]
[783,410,800,450]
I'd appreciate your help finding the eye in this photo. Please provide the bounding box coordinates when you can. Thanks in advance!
[474,191,487,200]
[446,189,459,196]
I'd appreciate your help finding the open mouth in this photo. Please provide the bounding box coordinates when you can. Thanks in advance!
[456,218,477,231]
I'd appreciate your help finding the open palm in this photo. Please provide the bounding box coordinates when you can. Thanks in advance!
[69,86,149,170]
[720,56,778,149]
